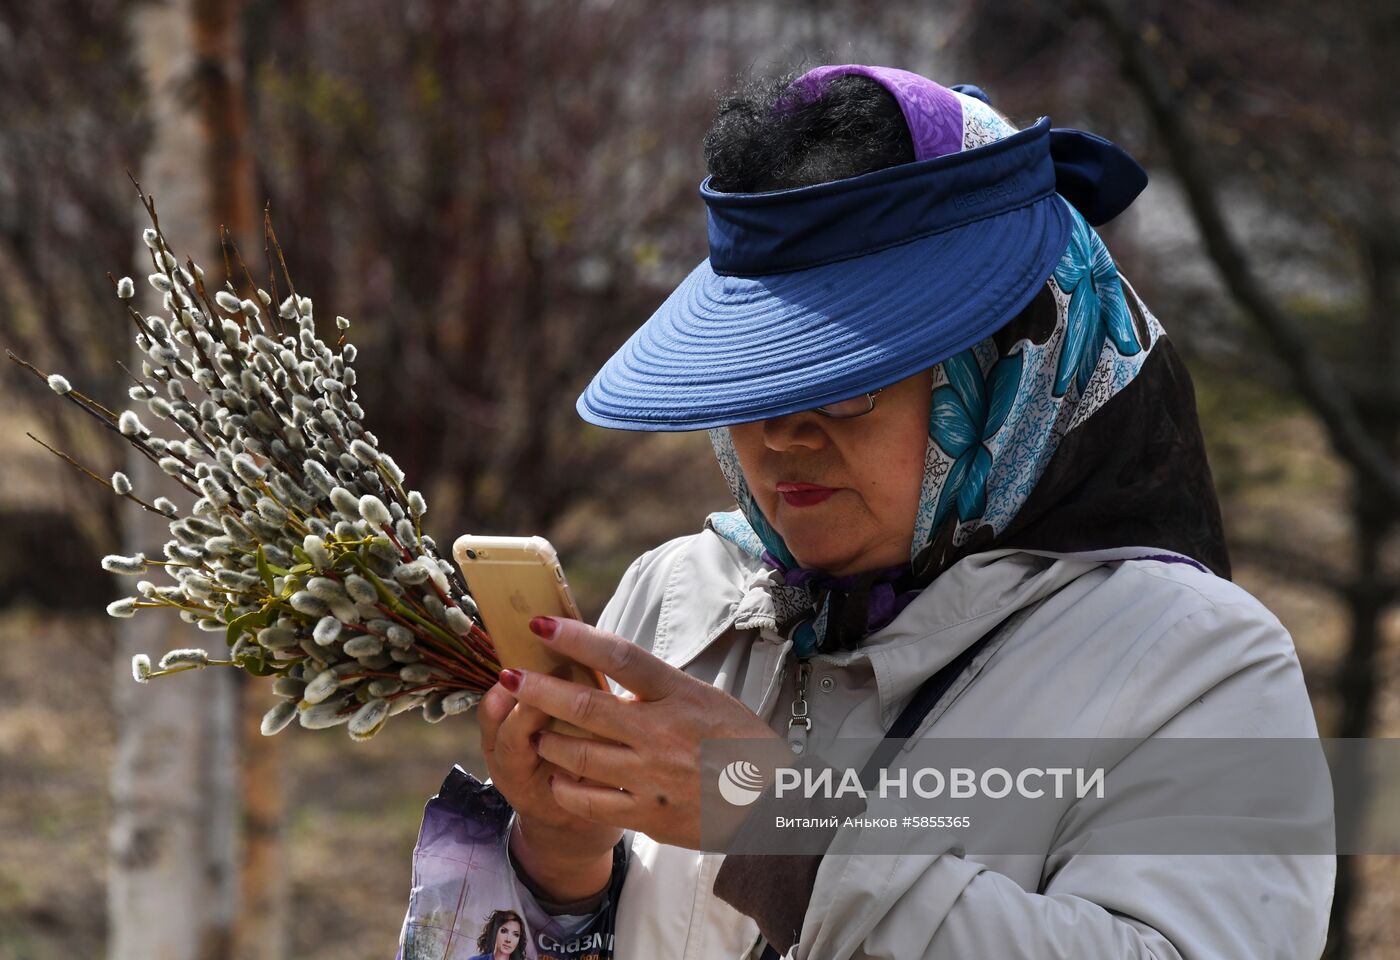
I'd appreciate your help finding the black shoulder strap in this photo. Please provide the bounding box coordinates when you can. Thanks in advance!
[755,616,1011,960]
[858,615,1010,791]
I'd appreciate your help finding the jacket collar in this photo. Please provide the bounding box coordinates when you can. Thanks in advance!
[648,529,782,666]
[655,529,1177,728]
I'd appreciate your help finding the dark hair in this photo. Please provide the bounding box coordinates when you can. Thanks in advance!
[475,908,526,959]
[703,72,915,193]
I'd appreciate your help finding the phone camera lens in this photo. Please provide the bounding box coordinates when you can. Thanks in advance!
[465,549,477,560]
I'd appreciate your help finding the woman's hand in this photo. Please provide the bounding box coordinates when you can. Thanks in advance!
[478,678,622,902]
[499,615,786,851]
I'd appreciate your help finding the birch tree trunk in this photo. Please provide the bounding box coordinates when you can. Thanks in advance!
[110,1,281,957]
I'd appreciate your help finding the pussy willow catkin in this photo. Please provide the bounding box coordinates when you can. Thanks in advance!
[15,200,500,740]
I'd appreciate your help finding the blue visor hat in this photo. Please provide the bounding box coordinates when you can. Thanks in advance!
[577,107,1145,432]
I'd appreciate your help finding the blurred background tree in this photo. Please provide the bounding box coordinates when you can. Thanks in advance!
[0,1,1392,957]
[958,2,1399,953]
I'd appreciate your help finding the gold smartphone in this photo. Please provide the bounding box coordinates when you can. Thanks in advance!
[452,534,609,739]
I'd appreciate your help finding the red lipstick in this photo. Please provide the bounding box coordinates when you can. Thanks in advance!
[776,482,838,507]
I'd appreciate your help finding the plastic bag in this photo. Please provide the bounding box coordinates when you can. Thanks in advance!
[396,765,627,960]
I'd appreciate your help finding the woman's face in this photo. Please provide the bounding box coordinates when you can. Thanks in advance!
[729,369,932,576]
[494,919,522,956]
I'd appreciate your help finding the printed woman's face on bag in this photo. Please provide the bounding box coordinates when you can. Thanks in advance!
[728,368,932,576]
[494,919,521,956]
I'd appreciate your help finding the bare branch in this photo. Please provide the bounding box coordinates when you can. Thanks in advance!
[1228,538,1352,597]
[1080,0,1400,508]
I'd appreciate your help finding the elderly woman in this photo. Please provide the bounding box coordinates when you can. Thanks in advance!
[399,65,1333,959]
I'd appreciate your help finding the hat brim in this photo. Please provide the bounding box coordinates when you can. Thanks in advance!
[577,193,1072,432]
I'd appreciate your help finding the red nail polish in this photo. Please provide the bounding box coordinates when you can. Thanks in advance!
[530,616,558,639]
[499,668,522,692]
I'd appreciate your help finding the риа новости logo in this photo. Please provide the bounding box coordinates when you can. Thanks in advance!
[717,760,766,806]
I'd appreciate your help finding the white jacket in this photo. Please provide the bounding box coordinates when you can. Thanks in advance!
[598,527,1334,959]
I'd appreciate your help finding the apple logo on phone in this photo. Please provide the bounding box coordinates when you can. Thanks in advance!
[510,591,530,615]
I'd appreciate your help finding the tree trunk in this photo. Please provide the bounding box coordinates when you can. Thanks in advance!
[187,1,292,955]
[112,1,280,958]
[1324,225,1400,960]
[233,681,288,960]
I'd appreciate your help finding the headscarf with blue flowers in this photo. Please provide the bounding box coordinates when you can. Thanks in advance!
[706,94,1229,655]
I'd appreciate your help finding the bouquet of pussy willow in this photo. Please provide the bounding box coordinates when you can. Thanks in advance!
[9,188,499,741]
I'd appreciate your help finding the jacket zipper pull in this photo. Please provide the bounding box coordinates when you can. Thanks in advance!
[787,656,812,755]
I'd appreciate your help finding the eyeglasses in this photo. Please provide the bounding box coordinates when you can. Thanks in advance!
[813,388,884,419]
